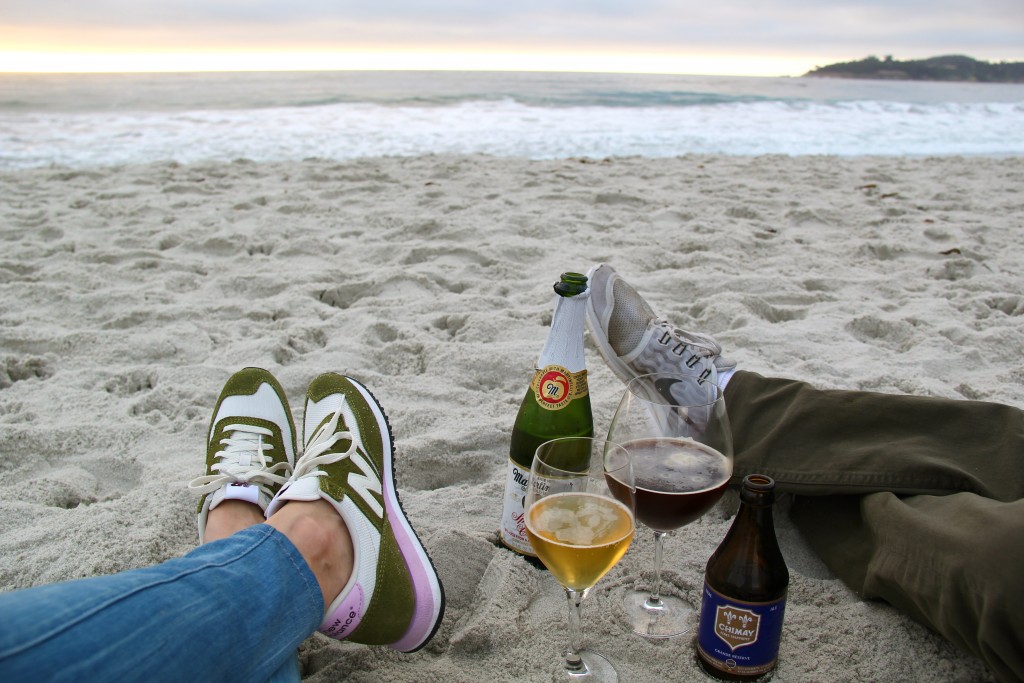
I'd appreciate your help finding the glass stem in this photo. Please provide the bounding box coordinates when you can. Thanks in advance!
[563,587,589,674]
[648,530,667,606]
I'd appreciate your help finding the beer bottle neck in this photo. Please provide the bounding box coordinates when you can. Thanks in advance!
[736,496,775,534]
[732,484,779,550]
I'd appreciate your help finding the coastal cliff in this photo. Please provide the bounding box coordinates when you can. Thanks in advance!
[804,55,1024,83]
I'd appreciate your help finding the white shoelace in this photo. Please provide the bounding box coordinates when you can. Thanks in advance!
[188,424,292,496]
[653,318,723,358]
[290,403,356,484]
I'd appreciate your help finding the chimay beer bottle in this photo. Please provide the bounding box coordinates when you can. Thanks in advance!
[697,474,789,680]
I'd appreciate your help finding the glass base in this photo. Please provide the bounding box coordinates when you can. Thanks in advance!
[623,590,696,638]
[557,650,619,682]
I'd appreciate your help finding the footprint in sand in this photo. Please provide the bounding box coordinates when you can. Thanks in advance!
[400,245,496,270]
[0,355,54,389]
[103,369,157,396]
[272,327,328,366]
[928,258,977,281]
[0,431,143,509]
[985,295,1024,317]
[446,542,541,655]
[742,295,812,323]
[125,377,206,425]
[845,315,919,351]
[430,314,469,340]
[316,282,367,310]
[399,435,499,490]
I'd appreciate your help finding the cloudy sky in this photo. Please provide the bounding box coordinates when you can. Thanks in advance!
[1,0,1021,76]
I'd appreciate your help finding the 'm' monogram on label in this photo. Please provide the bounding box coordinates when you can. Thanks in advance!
[531,365,589,411]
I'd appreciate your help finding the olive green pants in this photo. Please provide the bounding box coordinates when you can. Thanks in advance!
[725,371,1024,683]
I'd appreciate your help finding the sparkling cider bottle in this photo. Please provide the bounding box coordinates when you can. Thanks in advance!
[499,272,594,560]
[697,474,789,681]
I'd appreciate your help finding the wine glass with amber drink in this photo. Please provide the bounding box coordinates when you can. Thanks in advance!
[525,437,636,682]
[608,372,733,638]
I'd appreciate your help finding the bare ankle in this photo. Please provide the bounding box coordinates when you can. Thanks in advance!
[267,501,354,606]
[204,499,265,543]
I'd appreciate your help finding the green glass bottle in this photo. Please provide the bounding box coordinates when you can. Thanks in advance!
[696,474,789,681]
[499,272,594,560]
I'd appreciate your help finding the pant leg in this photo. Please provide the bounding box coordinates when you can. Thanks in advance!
[724,371,1024,499]
[268,653,303,683]
[792,492,1024,683]
[0,524,323,683]
[724,371,1024,682]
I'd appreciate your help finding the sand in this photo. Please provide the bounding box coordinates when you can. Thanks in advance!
[1,154,1021,682]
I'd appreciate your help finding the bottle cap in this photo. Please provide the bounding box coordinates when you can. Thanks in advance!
[554,272,588,297]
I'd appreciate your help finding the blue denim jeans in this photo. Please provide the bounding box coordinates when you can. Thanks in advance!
[0,524,323,683]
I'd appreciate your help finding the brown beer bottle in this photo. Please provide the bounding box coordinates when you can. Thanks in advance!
[499,272,593,562]
[696,474,789,681]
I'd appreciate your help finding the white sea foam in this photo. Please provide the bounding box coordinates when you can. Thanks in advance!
[2,72,1022,168]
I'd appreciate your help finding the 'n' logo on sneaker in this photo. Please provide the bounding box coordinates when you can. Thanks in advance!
[348,447,384,521]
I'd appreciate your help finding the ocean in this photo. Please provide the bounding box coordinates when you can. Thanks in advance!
[1,70,1023,169]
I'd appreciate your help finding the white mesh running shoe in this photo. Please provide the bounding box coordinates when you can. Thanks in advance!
[266,373,445,653]
[189,367,296,543]
[585,264,736,387]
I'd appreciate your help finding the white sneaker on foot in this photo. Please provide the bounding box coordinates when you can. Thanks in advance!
[266,373,445,652]
[189,367,296,543]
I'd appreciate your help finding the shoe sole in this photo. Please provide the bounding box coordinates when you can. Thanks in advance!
[347,377,446,653]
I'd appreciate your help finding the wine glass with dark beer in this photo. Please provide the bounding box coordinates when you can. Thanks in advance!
[607,372,733,638]
[525,437,636,681]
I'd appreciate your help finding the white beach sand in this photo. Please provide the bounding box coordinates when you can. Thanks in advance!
[1,154,1021,681]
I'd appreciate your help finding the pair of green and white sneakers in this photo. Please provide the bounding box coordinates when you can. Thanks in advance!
[189,368,445,653]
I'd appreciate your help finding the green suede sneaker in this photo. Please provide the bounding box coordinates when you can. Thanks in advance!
[189,367,296,543]
[266,373,445,652]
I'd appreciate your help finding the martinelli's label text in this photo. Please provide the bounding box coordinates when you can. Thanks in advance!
[499,459,537,556]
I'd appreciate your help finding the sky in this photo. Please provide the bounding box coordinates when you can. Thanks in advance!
[1,0,1022,77]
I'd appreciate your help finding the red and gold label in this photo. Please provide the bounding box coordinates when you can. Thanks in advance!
[531,365,589,411]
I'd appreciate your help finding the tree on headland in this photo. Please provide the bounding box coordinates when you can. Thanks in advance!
[804,55,1024,83]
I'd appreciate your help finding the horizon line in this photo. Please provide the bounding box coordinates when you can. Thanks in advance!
[0,48,821,78]
[0,66,805,78]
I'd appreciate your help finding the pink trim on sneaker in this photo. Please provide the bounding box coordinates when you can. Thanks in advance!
[321,583,367,639]
[384,488,439,652]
